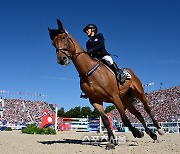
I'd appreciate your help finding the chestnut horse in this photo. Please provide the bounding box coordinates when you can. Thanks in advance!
[48,19,164,148]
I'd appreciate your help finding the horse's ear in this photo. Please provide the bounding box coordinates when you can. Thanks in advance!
[57,19,64,31]
[48,27,51,32]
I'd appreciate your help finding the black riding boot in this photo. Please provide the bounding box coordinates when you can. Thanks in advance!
[111,63,127,84]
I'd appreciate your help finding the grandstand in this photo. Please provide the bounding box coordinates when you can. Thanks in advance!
[110,86,180,123]
[0,86,179,132]
[0,98,54,129]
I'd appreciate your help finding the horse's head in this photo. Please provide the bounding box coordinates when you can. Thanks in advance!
[48,19,76,66]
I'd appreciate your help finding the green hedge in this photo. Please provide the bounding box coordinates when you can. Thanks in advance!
[22,124,56,135]
[5,127,12,131]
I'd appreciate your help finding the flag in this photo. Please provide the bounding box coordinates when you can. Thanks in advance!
[148,82,154,86]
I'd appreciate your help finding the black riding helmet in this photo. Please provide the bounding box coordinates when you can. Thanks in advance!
[83,24,98,34]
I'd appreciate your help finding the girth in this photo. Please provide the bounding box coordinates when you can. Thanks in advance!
[79,62,101,79]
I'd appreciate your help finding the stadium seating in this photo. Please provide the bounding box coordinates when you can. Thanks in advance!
[110,86,180,123]
[0,86,179,126]
[0,99,54,126]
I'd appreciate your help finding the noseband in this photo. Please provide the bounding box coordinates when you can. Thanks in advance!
[55,35,75,59]
[55,35,86,60]
[56,47,72,59]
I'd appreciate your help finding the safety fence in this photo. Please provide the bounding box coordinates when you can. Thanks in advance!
[131,121,180,133]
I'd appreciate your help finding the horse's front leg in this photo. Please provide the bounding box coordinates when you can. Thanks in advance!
[89,99,116,149]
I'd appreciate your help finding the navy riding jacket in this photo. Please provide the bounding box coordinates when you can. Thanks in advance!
[86,33,110,59]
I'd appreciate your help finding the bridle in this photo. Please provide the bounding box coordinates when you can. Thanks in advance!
[52,32,101,79]
[55,34,75,59]
[54,34,87,60]
[56,47,72,59]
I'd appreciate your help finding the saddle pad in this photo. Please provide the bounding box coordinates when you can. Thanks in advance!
[94,58,131,79]
[123,69,131,79]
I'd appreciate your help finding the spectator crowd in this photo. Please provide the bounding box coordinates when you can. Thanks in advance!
[110,86,180,123]
[0,86,179,126]
[0,99,54,126]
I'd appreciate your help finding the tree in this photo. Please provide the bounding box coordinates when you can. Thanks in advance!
[81,106,92,117]
[49,104,55,111]
[91,108,100,118]
[57,105,113,118]
[66,106,81,118]
[58,107,66,117]
[105,105,115,113]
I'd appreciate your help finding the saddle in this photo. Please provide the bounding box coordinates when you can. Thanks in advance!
[80,59,131,99]
[99,59,131,84]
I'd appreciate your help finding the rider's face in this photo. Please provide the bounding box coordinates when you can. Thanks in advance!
[86,28,95,37]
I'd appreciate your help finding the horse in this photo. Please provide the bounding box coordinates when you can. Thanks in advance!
[48,19,164,148]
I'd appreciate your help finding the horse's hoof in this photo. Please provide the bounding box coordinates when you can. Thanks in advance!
[150,133,157,140]
[140,131,144,138]
[157,129,164,135]
[105,143,115,150]
[114,140,118,146]
[133,130,144,138]
[137,131,144,138]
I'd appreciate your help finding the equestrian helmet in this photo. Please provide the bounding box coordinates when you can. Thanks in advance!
[83,24,98,33]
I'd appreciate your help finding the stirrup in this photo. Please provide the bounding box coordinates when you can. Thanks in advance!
[80,93,88,99]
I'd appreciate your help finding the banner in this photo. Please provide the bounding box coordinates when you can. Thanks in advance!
[39,109,55,128]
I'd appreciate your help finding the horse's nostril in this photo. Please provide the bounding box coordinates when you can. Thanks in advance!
[62,56,67,60]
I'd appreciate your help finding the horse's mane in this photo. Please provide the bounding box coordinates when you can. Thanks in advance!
[67,34,85,52]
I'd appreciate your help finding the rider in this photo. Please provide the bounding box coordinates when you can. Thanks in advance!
[83,24,126,84]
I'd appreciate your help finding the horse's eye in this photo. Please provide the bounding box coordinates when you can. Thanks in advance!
[62,37,66,40]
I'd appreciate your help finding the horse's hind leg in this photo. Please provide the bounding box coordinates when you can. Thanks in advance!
[132,81,164,135]
[139,94,164,135]
[89,99,116,149]
[122,96,157,140]
[113,95,144,138]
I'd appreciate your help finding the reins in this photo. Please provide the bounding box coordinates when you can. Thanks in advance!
[55,35,101,79]
[56,47,87,60]
[56,35,87,59]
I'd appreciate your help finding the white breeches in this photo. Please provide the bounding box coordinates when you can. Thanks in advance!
[102,55,114,65]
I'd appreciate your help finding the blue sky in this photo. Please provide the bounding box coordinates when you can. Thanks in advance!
[0,0,179,111]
